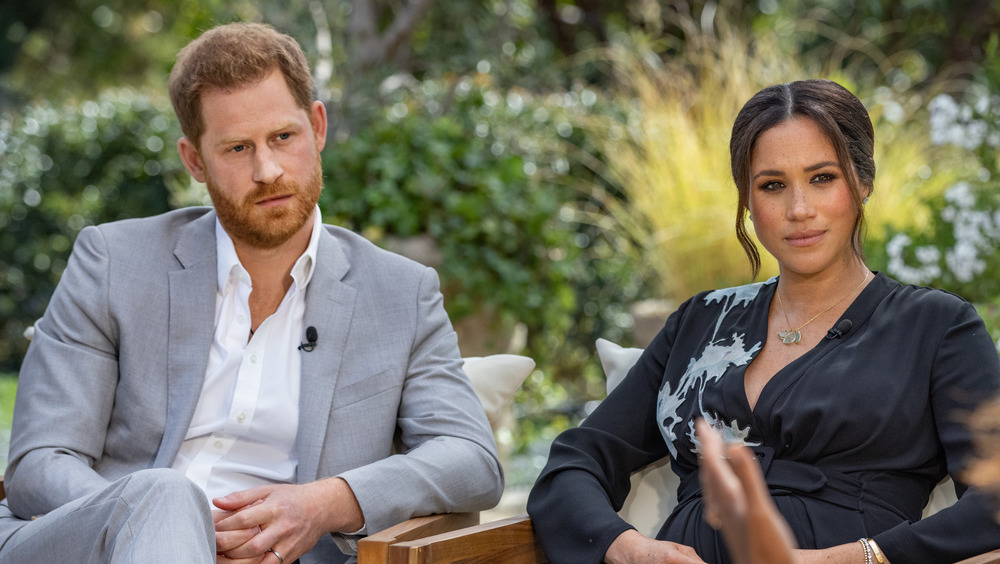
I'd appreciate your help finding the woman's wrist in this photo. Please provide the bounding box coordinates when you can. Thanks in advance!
[859,538,873,564]
[796,541,883,564]
[862,538,886,564]
[604,529,642,564]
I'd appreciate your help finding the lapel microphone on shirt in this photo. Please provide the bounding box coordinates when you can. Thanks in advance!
[298,326,318,352]
[825,319,853,339]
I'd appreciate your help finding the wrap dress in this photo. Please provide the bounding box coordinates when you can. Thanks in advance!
[527,272,1000,563]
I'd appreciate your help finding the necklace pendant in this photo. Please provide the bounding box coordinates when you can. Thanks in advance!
[778,329,801,344]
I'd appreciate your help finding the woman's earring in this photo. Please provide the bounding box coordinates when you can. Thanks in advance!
[862,196,869,205]
[749,214,754,221]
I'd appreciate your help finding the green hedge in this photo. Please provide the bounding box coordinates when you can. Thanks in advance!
[0,90,183,371]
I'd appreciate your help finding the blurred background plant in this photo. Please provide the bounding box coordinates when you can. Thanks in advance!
[0,92,183,370]
[872,34,1000,346]
[2,0,1000,482]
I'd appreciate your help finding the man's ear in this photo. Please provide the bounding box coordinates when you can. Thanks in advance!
[177,137,207,183]
[310,101,328,152]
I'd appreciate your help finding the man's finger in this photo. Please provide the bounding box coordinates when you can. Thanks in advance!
[216,527,260,552]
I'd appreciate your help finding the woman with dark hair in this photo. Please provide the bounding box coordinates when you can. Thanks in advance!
[527,79,1000,563]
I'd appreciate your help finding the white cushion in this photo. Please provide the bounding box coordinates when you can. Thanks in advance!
[463,355,535,426]
[596,338,679,537]
[596,338,644,393]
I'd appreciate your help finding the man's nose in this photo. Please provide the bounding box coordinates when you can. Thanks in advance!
[253,146,283,184]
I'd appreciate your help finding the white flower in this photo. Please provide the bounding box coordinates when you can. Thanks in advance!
[945,241,986,282]
[915,245,941,264]
[928,94,992,149]
[944,182,975,208]
[886,233,941,285]
[886,232,911,257]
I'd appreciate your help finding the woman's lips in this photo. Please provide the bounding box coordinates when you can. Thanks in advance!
[785,230,825,247]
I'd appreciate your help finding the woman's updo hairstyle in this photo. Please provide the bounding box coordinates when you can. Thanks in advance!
[730,79,875,277]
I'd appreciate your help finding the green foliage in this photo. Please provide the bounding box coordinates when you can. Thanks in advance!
[319,76,646,457]
[752,0,999,85]
[0,90,183,370]
[0,0,261,105]
[0,373,15,473]
[321,78,579,351]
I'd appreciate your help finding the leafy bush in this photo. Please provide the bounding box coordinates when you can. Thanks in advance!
[319,76,648,459]
[321,80,578,341]
[0,90,183,370]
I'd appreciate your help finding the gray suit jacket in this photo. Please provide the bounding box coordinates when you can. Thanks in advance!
[2,207,503,562]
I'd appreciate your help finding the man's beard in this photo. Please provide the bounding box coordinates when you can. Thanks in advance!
[207,157,323,249]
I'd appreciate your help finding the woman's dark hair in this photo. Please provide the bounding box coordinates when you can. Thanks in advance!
[730,79,875,278]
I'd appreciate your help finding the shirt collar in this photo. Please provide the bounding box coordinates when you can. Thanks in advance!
[215,205,323,293]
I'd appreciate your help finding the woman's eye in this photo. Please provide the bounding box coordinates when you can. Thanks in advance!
[759,181,783,191]
[812,172,836,183]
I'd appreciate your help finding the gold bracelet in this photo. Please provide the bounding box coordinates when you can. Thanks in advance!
[865,538,885,564]
[858,539,873,564]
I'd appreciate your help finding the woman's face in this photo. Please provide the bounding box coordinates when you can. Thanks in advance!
[748,117,863,279]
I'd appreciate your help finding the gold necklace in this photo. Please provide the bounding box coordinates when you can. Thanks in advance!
[775,270,870,344]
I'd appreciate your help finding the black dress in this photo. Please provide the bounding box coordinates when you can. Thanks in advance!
[527,272,1000,564]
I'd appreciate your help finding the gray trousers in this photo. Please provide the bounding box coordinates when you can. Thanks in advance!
[0,468,216,563]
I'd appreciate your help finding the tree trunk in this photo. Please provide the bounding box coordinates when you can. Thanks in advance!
[350,0,436,71]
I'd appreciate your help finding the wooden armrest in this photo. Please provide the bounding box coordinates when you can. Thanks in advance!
[956,550,1000,564]
[386,513,546,563]
[379,512,999,564]
[357,512,479,564]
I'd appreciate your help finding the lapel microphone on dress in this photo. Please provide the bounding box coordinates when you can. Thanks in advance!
[298,326,318,351]
[825,319,853,339]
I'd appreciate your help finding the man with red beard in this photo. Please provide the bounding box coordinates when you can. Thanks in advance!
[0,23,503,564]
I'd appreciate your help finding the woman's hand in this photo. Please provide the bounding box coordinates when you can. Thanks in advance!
[696,419,797,564]
[604,529,708,564]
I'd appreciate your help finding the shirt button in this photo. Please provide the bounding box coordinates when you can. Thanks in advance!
[213,440,224,450]
[238,315,247,325]
[250,354,257,363]
[237,412,247,424]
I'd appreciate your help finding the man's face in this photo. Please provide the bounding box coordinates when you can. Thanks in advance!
[178,68,327,249]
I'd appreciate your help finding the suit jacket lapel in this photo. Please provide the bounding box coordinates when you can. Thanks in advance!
[155,210,218,467]
[297,228,356,483]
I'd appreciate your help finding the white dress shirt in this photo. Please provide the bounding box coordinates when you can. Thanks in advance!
[171,207,322,502]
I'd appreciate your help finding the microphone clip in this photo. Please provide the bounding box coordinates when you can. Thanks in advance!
[825,319,853,340]
[298,325,318,352]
